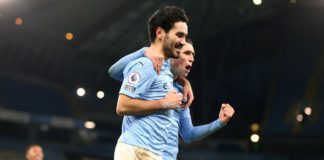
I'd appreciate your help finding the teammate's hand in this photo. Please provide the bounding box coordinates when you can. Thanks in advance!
[144,50,163,75]
[218,103,235,125]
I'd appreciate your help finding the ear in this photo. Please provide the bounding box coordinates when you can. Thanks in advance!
[156,27,165,41]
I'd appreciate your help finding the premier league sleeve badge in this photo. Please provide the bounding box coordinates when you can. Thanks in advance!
[128,72,141,85]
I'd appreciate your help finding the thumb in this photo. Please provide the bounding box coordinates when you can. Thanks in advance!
[157,68,160,75]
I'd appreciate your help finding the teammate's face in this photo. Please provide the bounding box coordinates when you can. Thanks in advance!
[171,42,195,77]
[162,22,188,59]
[26,146,44,160]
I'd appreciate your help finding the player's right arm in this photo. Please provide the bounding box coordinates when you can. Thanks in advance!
[117,90,181,116]
[116,58,182,116]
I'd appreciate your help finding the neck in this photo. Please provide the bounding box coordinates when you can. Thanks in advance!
[173,75,178,80]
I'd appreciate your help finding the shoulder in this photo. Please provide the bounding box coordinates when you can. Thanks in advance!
[124,57,156,77]
[127,57,153,69]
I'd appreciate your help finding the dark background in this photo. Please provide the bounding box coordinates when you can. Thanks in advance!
[0,0,323,159]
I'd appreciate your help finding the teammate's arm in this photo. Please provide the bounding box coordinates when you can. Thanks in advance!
[176,77,194,108]
[108,48,146,81]
[179,103,235,144]
[108,47,163,81]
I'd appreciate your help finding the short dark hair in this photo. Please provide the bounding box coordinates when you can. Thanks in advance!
[147,6,189,43]
[25,144,41,153]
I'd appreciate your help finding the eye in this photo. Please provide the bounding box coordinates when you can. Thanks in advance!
[176,32,185,38]
[184,51,194,56]
[184,51,190,55]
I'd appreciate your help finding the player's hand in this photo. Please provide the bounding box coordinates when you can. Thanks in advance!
[218,103,235,125]
[160,90,182,109]
[144,50,163,75]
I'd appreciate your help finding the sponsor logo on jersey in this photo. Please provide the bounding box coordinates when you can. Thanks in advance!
[163,82,172,90]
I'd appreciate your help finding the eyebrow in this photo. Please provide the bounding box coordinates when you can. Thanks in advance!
[184,50,195,56]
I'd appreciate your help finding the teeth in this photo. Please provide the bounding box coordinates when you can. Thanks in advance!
[175,43,182,49]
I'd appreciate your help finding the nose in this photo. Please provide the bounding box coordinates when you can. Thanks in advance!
[180,37,186,45]
[189,55,194,63]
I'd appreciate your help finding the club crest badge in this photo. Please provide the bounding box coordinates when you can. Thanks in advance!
[128,72,140,85]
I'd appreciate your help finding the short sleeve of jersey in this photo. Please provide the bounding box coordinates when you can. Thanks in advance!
[119,57,156,99]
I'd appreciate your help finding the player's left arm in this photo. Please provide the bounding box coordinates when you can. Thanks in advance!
[179,103,235,144]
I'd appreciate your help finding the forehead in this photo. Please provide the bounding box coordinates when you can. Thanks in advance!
[169,22,188,35]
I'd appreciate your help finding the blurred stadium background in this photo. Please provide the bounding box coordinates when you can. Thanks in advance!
[0,0,323,159]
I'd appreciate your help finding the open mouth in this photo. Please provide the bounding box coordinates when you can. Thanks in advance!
[185,65,192,72]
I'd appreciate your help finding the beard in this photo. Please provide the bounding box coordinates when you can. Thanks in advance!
[162,35,180,59]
